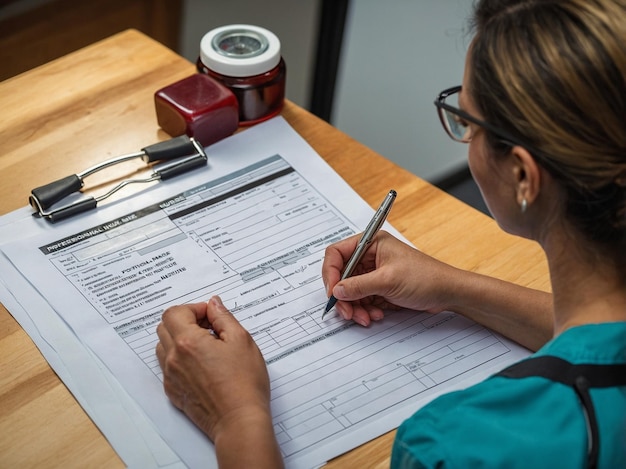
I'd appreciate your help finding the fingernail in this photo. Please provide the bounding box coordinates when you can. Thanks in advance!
[354,316,368,327]
[210,296,223,308]
[371,311,384,321]
[333,285,346,299]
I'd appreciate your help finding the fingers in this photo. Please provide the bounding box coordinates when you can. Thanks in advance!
[161,302,209,337]
[335,299,385,327]
[205,296,246,340]
[323,231,392,300]
[157,296,243,346]
[155,339,166,370]
[332,266,385,303]
[322,232,390,327]
[321,234,359,296]
[157,302,212,367]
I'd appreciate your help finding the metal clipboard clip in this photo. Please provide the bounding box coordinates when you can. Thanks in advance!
[29,135,207,223]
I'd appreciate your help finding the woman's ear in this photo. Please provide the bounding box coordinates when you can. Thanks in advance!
[510,146,541,208]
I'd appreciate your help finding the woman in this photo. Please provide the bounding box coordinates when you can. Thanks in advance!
[155,0,626,467]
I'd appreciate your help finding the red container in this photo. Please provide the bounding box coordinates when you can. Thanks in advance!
[154,73,239,146]
[197,24,286,126]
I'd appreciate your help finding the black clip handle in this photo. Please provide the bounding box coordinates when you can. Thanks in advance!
[30,174,83,211]
[158,155,208,180]
[142,135,197,163]
[44,198,98,223]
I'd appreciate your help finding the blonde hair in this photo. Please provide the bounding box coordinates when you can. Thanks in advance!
[469,0,626,249]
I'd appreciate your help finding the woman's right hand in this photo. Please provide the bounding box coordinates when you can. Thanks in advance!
[322,230,464,326]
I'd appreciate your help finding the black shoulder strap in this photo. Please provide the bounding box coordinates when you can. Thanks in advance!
[497,355,626,387]
[496,356,626,469]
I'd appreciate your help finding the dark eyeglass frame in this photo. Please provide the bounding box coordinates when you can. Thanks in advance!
[435,85,532,149]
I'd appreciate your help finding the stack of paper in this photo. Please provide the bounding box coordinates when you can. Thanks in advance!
[0,117,529,468]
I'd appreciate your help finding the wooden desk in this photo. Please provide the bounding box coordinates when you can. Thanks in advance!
[0,30,550,468]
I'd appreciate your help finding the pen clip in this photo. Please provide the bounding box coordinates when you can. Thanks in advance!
[360,189,397,240]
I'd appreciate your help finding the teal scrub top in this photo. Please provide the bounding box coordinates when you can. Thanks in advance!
[391,322,626,468]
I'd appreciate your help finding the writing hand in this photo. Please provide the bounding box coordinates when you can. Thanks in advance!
[322,231,458,326]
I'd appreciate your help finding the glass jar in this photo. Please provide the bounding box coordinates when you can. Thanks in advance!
[197,24,286,126]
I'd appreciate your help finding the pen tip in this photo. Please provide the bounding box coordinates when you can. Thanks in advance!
[322,296,337,319]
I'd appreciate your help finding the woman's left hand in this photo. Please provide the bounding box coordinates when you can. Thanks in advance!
[156,296,283,468]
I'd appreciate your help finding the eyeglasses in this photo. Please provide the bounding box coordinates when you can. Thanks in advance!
[435,85,528,148]
[435,86,561,177]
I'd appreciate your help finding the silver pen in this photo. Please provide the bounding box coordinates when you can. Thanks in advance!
[322,189,397,319]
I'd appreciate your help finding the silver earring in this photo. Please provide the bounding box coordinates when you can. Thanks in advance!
[521,198,528,214]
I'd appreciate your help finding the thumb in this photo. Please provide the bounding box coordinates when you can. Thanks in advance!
[333,271,385,302]
[206,295,243,338]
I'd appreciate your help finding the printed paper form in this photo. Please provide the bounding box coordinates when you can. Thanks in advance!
[0,117,530,468]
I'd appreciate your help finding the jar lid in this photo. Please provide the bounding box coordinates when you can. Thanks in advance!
[200,24,281,78]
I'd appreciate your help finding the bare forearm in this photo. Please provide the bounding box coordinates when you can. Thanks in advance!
[213,409,284,469]
[447,270,553,351]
